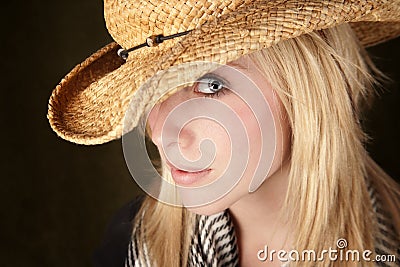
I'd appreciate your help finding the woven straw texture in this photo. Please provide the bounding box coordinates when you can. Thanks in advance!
[48,0,400,145]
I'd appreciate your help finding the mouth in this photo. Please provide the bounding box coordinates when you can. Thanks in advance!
[170,167,212,186]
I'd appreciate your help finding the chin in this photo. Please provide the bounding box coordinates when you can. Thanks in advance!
[179,177,249,215]
[183,194,238,216]
[186,204,226,216]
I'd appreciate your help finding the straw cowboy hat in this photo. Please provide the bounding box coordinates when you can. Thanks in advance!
[48,0,400,145]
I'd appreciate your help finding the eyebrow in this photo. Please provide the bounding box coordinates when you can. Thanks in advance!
[227,61,249,71]
[198,72,231,88]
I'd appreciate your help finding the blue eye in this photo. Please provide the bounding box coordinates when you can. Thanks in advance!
[195,75,227,97]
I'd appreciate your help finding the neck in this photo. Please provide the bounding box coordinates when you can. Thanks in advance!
[228,161,292,266]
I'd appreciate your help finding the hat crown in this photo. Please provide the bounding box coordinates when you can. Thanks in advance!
[104,0,252,48]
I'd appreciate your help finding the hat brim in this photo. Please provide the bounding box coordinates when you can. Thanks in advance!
[48,0,400,145]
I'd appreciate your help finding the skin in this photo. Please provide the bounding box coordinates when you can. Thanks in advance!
[147,56,292,266]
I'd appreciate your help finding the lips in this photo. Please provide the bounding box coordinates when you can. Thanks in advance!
[170,167,212,186]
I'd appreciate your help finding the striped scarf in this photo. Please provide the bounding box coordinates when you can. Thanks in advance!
[125,186,399,267]
[125,211,238,267]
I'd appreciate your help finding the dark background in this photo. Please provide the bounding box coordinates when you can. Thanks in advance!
[1,1,399,266]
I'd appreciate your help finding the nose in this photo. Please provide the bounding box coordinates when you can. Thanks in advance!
[147,88,195,152]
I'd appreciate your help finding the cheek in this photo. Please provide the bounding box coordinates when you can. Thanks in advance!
[179,118,232,165]
[236,103,262,146]
[228,95,264,148]
[229,90,290,183]
[234,101,263,174]
[146,103,160,135]
[260,92,291,175]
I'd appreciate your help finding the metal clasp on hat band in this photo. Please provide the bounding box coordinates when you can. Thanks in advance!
[117,30,192,60]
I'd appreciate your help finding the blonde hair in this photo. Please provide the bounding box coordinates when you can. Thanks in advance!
[133,24,400,266]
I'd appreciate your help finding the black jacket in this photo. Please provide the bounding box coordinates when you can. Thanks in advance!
[93,195,144,267]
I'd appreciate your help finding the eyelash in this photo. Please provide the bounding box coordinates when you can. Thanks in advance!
[193,75,228,98]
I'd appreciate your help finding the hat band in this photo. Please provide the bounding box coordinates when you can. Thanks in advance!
[117,30,192,60]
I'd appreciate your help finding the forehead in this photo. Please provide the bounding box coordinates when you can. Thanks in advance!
[210,56,259,81]
[226,56,251,71]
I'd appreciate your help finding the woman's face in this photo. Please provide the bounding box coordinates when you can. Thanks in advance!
[147,56,291,215]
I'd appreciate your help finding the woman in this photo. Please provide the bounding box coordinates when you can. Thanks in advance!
[48,0,400,266]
